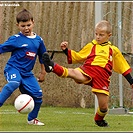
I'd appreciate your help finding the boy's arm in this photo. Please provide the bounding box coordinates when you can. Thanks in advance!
[113,46,133,88]
[61,41,92,64]
[113,46,131,74]
[63,48,68,56]
[124,73,133,85]
[37,64,46,82]
[124,73,133,89]
[61,41,68,56]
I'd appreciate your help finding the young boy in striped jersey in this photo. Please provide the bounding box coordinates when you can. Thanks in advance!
[42,20,133,127]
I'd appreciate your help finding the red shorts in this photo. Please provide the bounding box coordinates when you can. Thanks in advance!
[77,65,111,96]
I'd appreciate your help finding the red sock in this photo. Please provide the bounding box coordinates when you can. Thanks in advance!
[53,63,64,76]
[94,113,104,121]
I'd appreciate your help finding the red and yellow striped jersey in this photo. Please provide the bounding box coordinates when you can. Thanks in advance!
[67,39,131,76]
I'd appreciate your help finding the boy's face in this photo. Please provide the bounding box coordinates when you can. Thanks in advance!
[95,27,112,44]
[16,19,34,36]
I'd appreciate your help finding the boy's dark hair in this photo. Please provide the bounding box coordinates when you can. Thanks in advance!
[16,9,33,23]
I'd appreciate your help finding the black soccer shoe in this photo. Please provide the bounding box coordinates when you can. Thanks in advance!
[95,120,109,127]
[42,52,54,73]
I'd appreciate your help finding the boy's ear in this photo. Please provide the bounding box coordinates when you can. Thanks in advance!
[109,33,112,37]
[16,23,19,27]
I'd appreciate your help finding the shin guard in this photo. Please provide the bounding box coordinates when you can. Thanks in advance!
[53,64,68,77]
[94,107,108,121]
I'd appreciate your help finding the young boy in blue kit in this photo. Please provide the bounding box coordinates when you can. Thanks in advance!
[0,9,46,125]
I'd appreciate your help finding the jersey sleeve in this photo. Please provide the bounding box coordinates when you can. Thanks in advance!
[0,36,17,53]
[38,37,47,64]
[112,46,131,75]
[67,43,93,64]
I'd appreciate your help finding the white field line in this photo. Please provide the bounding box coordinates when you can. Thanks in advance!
[54,111,89,115]
[0,109,18,114]
[0,109,132,116]
[54,111,132,116]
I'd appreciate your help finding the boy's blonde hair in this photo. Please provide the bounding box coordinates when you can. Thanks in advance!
[95,20,112,34]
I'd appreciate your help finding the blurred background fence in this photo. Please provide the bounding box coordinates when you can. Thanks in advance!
[0,1,133,110]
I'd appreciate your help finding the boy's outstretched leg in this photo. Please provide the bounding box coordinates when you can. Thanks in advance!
[42,52,69,77]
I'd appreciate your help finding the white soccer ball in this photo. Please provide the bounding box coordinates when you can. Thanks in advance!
[14,94,35,114]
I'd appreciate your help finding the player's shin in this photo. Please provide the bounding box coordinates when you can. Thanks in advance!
[0,82,20,106]
[53,64,68,77]
[28,98,42,121]
[94,107,108,121]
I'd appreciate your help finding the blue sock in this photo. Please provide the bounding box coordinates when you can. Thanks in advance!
[28,98,42,121]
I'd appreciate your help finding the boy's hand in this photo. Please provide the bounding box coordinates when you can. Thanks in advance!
[131,84,133,89]
[37,72,46,82]
[60,41,68,50]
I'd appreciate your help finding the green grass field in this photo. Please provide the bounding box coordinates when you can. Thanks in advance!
[0,105,133,132]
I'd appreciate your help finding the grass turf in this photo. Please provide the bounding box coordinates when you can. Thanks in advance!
[0,105,133,132]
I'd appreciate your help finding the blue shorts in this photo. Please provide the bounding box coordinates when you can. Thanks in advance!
[4,65,43,98]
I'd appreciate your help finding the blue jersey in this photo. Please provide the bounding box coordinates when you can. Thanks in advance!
[0,32,47,74]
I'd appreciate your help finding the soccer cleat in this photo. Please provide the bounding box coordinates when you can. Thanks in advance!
[95,120,109,127]
[27,118,45,126]
[42,52,54,73]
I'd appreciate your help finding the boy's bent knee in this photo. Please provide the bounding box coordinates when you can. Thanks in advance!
[33,97,43,104]
[100,109,108,113]
[5,82,20,92]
